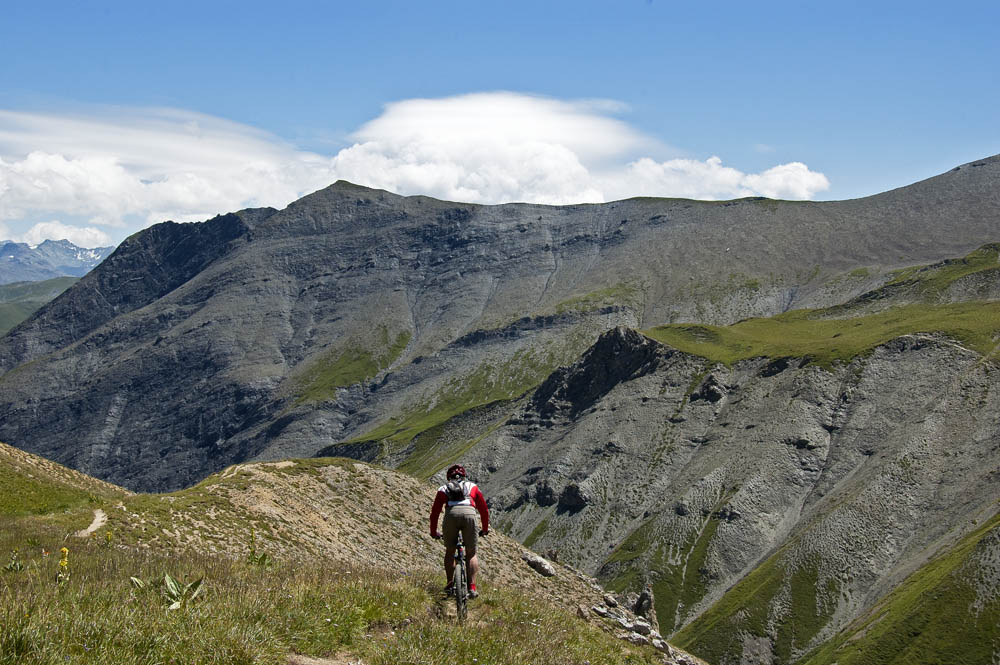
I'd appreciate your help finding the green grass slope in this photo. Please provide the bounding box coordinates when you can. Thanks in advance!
[296,326,411,403]
[797,510,1000,665]
[671,543,841,665]
[338,330,598,466]
[0,442,129,518]
[0,448,668,665]
[644,242,1000,368]
[643,301,1000,368]
[0,277,76,335]
[883,242,1000,298]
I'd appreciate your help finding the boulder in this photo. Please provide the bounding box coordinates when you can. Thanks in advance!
[615,616,633,631]
[521,552,556,577]
[633,583,658,631]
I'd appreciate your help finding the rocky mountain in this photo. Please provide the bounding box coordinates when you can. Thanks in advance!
[454,325,999,663]
[1,155,999,663]
[0,238,114,284]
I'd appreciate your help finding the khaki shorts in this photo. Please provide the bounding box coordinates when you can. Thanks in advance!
[442,505,478,558]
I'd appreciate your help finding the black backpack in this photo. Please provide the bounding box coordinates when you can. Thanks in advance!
[446,479,467,502]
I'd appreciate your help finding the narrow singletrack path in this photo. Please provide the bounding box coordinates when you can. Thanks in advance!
[73,508,107,538]
[287,654,363,665]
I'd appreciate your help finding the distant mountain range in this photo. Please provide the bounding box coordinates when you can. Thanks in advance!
[0,239,114,285]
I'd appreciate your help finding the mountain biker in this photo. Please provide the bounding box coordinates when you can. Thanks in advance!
[429,463,490,598]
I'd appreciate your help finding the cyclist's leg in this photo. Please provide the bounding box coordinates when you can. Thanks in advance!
[468,552,480,587]
[460,513,479,588]
[444,546,456,586]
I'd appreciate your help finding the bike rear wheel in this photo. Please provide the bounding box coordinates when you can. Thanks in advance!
[454,557,468,623]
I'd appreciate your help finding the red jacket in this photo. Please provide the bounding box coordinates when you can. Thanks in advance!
[429,480,490,536]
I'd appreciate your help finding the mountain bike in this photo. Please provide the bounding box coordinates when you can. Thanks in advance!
[453,531,469,623]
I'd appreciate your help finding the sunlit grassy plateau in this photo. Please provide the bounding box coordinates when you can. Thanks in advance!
[644,302,1000,368]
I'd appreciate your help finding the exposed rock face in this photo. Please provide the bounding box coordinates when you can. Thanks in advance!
[457,329,1000,663]
[530,327,662,419]
[0,210,268,373]
[1,157,999,492]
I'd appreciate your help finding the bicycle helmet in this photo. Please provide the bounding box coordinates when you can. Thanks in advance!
[446,464,467,479]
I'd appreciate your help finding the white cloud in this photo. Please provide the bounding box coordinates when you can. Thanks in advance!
[331,92,828,204]
[742,162,831,200]
[0,108,336,230]
[0,94,830,243]
[608,156,830,201]
[329,92,650,204]
[15,221,113,248]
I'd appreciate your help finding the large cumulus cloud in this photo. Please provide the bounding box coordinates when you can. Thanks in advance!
[0,94,829,246]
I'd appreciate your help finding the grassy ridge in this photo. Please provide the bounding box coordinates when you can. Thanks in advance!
[347,338,588,453]
[0,465,99,518]
[0,443,128,518]
[554,284,642,315]
[1,494,660,665]
[885,243,1000,295]
[395,403,513,479]
[643,302,1000,368]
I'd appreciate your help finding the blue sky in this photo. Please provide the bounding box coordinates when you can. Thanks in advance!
[1,0,998,247]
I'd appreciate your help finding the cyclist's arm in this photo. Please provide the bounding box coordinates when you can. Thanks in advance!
[471,486,490,533]
[429,490,447,537]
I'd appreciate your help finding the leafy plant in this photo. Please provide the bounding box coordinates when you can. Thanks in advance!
[246,527,272,568]
[3,549,24,573]
[163,572,204,611]
[129,575,155,591]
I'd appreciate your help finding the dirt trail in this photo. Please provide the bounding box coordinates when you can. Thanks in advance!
[73,509,108,538]
[287,653,362,665]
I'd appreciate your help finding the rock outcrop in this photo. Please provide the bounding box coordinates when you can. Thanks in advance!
[455,328,1000,664]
